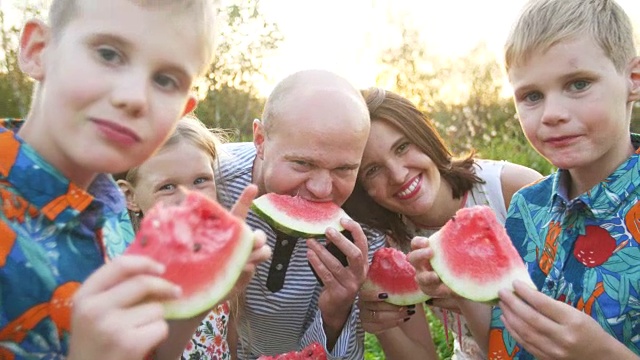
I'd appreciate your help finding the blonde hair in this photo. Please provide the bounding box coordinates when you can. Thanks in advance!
[115,115,225,230]
[505,0,637,73]
[47,0,219,75]
[121,114,224,186]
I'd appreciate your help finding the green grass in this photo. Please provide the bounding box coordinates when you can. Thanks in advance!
[364,307,454,360]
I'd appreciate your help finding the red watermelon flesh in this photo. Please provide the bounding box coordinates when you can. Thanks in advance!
[429,205,535,303]
[251,193,350,237]
[257,342,327,360]
[362,247,431,306]
[125,191,253,319]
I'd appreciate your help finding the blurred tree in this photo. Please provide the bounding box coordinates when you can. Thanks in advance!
[0,6,38,118]
[195,1,283,141]
[376,27,554,175]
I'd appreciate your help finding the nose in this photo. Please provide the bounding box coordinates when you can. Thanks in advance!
[110,71,149,118]
[388,161,409,185]
[540,94,569,126]
[306,171,333,200]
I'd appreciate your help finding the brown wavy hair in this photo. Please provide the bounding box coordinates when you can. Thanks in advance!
[343,88,482,246]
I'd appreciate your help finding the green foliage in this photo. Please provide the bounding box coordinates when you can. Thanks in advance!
[194,2,283,141]
[0,6,38,118]
[364,307,454,359]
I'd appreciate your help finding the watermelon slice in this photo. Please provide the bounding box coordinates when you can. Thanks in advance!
[429,205,535,303]
[251,193,350,238]
[257,342,327,360]
[124,191,253,319]
[362,247,431,306]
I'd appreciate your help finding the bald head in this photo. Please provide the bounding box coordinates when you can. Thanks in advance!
[261,69,370,136]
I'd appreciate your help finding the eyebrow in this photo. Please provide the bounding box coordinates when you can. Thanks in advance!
[285,155,360,170]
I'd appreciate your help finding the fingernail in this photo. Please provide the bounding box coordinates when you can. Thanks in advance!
[407,304,416,309]
[173,285,183,297]
[378,293,388,299]
[403,317,411,322]
[407,309,416,315]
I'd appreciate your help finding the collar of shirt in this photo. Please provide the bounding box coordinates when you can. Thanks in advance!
[0,118,125,226]
[551,133,640,217]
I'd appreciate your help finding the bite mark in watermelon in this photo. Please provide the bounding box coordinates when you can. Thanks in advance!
[429,205,535,303]
[124,191,253,319]
[362,247,431,306]
[251,193,350,237]
[257,342,327,360]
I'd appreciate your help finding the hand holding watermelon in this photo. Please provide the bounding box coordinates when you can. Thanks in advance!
[498,279,623,360]
[124,185,270,319]
[307,218,371,335]
[68,255,183,360]
[409,205,535,303]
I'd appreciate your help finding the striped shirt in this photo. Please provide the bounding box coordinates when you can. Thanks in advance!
[217,142,385,360]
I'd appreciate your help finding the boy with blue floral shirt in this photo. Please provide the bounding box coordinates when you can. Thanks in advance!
[410,0,640,358]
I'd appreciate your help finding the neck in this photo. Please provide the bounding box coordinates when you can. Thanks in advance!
[408,182,467,229]
[17,114,96,190]
[567,139,634,199]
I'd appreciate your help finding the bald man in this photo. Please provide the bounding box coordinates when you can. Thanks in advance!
[217,69,385,359]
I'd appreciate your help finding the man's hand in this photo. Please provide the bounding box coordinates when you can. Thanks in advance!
[307,218,369,345]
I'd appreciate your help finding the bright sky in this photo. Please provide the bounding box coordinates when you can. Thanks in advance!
[257,0,640,95]
[2,0,639,97]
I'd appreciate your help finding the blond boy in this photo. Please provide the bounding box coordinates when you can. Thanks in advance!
[0,1,268,359]
[410,0,640,358]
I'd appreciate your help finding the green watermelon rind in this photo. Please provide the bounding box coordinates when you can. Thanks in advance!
[361,280,430,306]
[251,195,348,238]
[428,223,536,303]
[162,223,254,319]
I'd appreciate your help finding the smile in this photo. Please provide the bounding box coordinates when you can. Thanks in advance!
[395,175,421,200]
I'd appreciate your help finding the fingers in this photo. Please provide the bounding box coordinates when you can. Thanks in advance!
[498,285,558,353]
[358,301,417,334]
[410,236,430,251]
[230,184,258,219]
[340,218,368,259]
[74,255,168,299]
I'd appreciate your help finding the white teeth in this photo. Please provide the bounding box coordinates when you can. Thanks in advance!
[397,177,419,198]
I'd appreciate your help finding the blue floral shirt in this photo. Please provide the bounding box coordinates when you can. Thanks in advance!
[0,119,134,358]
[488,134,640,359]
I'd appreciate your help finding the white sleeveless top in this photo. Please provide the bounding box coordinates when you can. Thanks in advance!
[408,159,507,360]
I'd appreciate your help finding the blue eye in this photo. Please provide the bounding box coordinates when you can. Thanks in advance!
[153,74,179,90]
[194,177,208,185]
[96,47,121,64]
[159,184,176,191]
[525,92,543,103]
[571,80,590,91]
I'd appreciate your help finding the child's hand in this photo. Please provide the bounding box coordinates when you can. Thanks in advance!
[67,255,181,360]
[499,280,633,360]
[408,236,457,300]
[227,184,272,297]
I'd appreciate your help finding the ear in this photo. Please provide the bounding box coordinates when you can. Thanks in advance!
[19,19,50,81]
[116,179,142,212]
[629,57,640,102]
[182,94,198,116]
[253,118,266,159]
